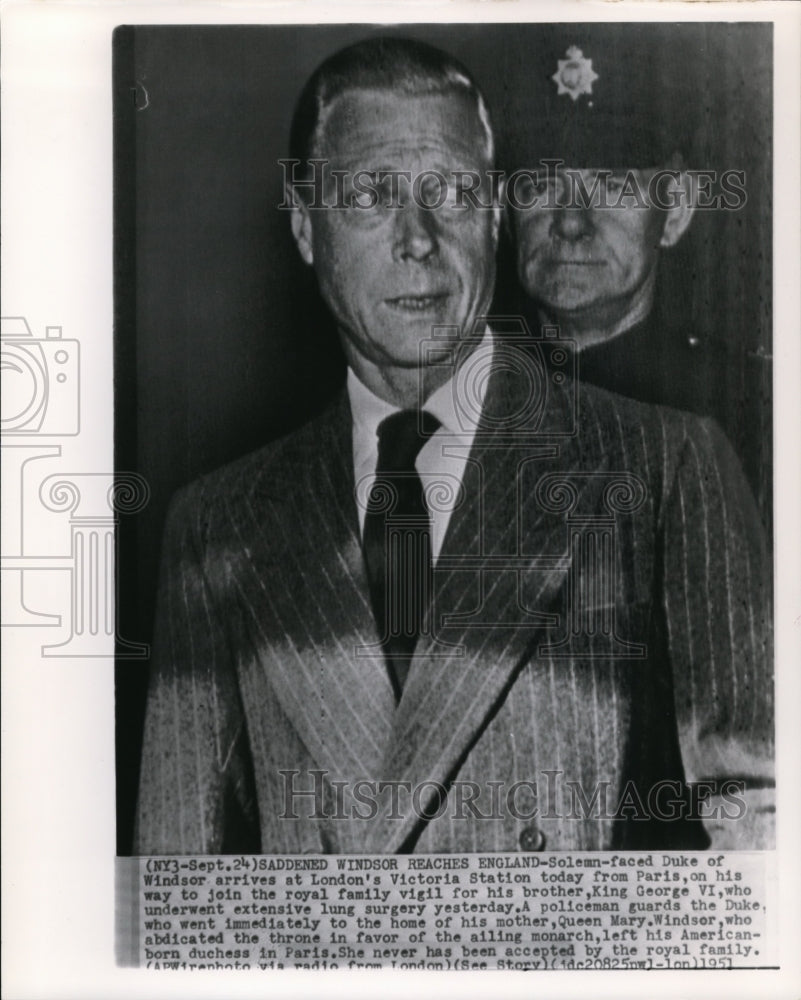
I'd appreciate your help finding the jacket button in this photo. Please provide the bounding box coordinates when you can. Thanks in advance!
[518,825,546,851]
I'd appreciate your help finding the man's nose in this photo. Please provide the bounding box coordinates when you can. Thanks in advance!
[550,207,594,243]
[392,202,438,262]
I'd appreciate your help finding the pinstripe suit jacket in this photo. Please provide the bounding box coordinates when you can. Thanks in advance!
[135,354,773,855]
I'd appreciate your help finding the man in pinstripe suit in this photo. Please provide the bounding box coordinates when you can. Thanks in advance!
[135,37,773,856]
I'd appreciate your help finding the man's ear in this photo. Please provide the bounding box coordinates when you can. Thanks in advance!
[288,185,314,265]
[659,169,696,249]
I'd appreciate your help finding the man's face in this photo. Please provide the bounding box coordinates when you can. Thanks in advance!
[292,89,500,373]
[512,168,668,321]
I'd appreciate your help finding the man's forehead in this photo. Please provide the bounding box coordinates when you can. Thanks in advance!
[316,87,489,161]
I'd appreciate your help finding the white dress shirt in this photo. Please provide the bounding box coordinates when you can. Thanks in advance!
[348,330,493,563]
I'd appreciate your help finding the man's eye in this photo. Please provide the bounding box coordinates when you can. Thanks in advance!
[448,181,466,205]
[375,177,396,206]
[419,177,444,208]
[604,176,625,194]
[530,177,561,199]
[509,175,545,201]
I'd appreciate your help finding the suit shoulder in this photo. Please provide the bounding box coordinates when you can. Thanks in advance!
[570,378,737,507]
[168,395,345,527]
[574,376,716,446]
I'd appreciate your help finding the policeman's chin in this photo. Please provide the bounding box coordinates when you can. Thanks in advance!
[521,261,603,315]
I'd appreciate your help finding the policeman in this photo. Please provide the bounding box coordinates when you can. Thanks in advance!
[503,25,723,414]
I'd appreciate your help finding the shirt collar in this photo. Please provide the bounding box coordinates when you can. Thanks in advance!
[347,328,494,470]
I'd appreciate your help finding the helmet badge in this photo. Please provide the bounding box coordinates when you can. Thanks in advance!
[552,46,599,102]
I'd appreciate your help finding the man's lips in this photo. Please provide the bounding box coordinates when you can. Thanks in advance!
[384,293,450,312]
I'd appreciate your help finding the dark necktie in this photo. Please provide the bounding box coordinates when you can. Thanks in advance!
[363,410,440,699]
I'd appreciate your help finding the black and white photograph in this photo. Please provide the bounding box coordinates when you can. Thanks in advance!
[2,3,800,996]
[116,22,773,858]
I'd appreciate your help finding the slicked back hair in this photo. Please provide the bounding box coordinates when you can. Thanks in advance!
[289,36,495,175]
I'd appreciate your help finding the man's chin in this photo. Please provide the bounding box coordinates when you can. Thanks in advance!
[382,317,454,348]
[541,296,598,316]
[379,312,454,341]
[523,265,605,314]
[531,279,605,317]
[371,322,468,370]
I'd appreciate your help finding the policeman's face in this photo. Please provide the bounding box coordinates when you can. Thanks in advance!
[512,168,668,319]
[292,89,500,373]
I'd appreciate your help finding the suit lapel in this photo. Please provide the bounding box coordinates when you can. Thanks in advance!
[227,355,612,852]
[231,389,396,789]
[364,364,604,852]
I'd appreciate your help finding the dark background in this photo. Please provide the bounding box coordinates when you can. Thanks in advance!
[114,22,773,854]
